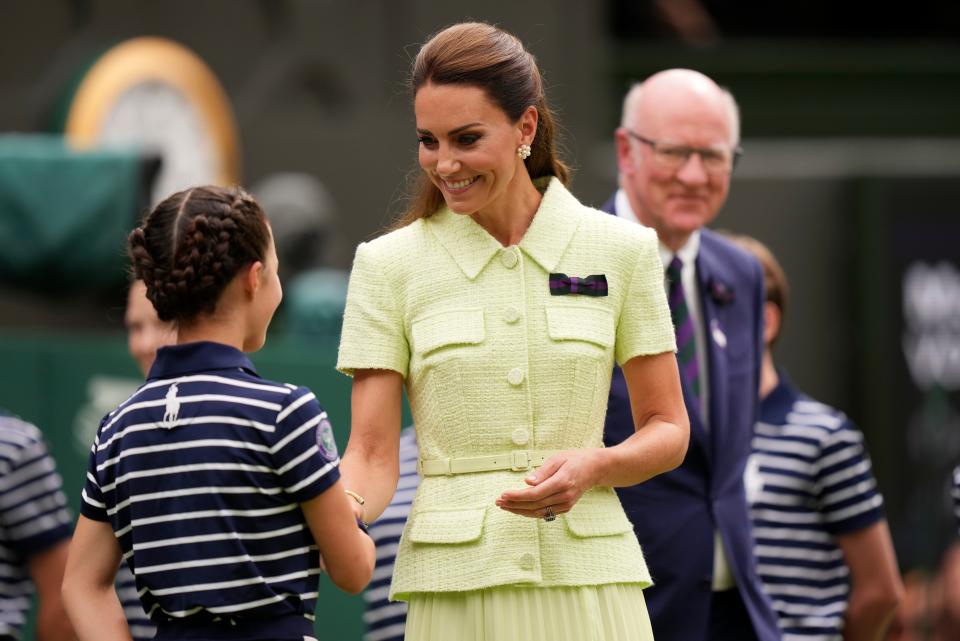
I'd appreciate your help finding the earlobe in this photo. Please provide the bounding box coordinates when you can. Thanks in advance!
[763,302,781,346]
[246,262,264,298]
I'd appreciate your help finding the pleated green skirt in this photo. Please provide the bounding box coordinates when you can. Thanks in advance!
[404,583,654,641]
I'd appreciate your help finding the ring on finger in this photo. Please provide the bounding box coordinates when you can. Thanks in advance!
[543,506,556,522]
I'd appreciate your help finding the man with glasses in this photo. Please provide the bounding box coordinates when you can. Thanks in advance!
[602,69,780,641]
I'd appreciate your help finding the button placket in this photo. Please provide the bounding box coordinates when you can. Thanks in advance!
[501,244,536,480]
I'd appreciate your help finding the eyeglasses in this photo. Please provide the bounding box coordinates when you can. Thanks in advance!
[625,130,742,175]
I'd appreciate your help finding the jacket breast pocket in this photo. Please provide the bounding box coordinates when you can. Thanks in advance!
[411,308,485,358]
[545,305,614,431]
[408,507,487,545]
[409,308,485,445]
[545,305,615,353]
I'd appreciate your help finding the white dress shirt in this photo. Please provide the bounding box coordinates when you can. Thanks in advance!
[614,190,709,421]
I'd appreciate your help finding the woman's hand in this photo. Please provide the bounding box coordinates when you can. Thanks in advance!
[495,449,603,518]
[496,352,688,520]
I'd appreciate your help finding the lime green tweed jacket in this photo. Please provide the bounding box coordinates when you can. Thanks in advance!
[337,178,675,599]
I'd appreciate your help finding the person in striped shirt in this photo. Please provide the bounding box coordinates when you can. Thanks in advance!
[0,410,75,641]
[729,233,903,641]
[362,427,419,641]
[62,185,375,641]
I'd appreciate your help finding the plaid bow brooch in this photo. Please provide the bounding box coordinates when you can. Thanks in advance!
[549,273,608,297]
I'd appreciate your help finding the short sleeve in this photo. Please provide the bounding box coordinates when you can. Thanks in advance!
[80,433,109,523]
[337,241,410,377]
[0,435,74,556]
[615,230,676,365]
[816,419,884,535]
[272,387,341,504]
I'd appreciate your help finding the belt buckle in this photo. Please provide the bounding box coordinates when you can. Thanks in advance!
[510,450,531,471]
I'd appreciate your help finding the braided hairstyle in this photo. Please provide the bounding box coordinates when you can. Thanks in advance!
[127,186,270,323]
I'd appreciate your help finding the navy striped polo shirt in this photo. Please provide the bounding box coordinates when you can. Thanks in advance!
[81,341,340,633]
[363,427,419,641]
[745,373,884,641]
[117,562,155,640]
[0,411,73,640]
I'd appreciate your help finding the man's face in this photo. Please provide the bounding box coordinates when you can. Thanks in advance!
[617,87,735,250]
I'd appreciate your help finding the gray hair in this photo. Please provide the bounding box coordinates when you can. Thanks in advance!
[619,80,741,145]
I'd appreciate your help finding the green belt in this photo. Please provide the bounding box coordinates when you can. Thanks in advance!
[417,449,559,476]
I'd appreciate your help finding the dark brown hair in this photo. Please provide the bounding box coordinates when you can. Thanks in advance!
[722,232,790,345]
[127,186,270,323]
[396,22,571,227]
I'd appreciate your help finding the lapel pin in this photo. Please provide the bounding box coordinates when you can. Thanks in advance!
[708,278,736,305]
[711,319,727,349]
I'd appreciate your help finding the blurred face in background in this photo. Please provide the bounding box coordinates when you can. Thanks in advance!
[616,70,737,251]
[125,280,176,376]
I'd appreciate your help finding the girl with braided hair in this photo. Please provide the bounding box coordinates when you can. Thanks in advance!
[63,185,375,641]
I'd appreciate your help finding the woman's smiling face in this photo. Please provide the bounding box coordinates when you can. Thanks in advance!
[415,82,534,216]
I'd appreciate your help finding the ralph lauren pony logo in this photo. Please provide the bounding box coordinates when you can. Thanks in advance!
[549,273,608,297]
[708,278,735,306]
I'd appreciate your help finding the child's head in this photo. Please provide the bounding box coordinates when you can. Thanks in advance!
[128,185,281,351]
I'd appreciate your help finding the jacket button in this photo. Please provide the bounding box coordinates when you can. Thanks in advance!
[519,553,535,570]
[503,306,521,324]
[507,368,524,386]
[501,248,519,269]
[511,428,529,446]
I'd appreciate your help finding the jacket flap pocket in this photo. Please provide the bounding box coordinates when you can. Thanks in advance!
[564,503,633,538]
[408,507,486,544]
[411,308,485,356]
[546,306,614,348]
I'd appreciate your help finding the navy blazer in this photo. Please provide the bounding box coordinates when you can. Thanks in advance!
[601,195,781,641]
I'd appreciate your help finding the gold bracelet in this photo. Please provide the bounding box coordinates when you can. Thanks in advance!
[344,489,367,525]
[344,489,366,507]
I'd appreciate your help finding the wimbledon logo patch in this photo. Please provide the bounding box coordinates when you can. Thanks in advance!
[316,416,338,461]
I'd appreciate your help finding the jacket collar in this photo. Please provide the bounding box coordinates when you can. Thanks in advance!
[148,341,258,380]
[424,177,581,280]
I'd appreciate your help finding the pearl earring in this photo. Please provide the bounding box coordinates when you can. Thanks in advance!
[517,144,532,160]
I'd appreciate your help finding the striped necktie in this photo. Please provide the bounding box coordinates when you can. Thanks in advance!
[667,256,701,397]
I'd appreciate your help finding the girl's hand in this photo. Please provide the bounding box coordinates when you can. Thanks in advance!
[495,449,603,519]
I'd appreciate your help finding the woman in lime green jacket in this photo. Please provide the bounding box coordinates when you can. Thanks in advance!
[336,22,690,641]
